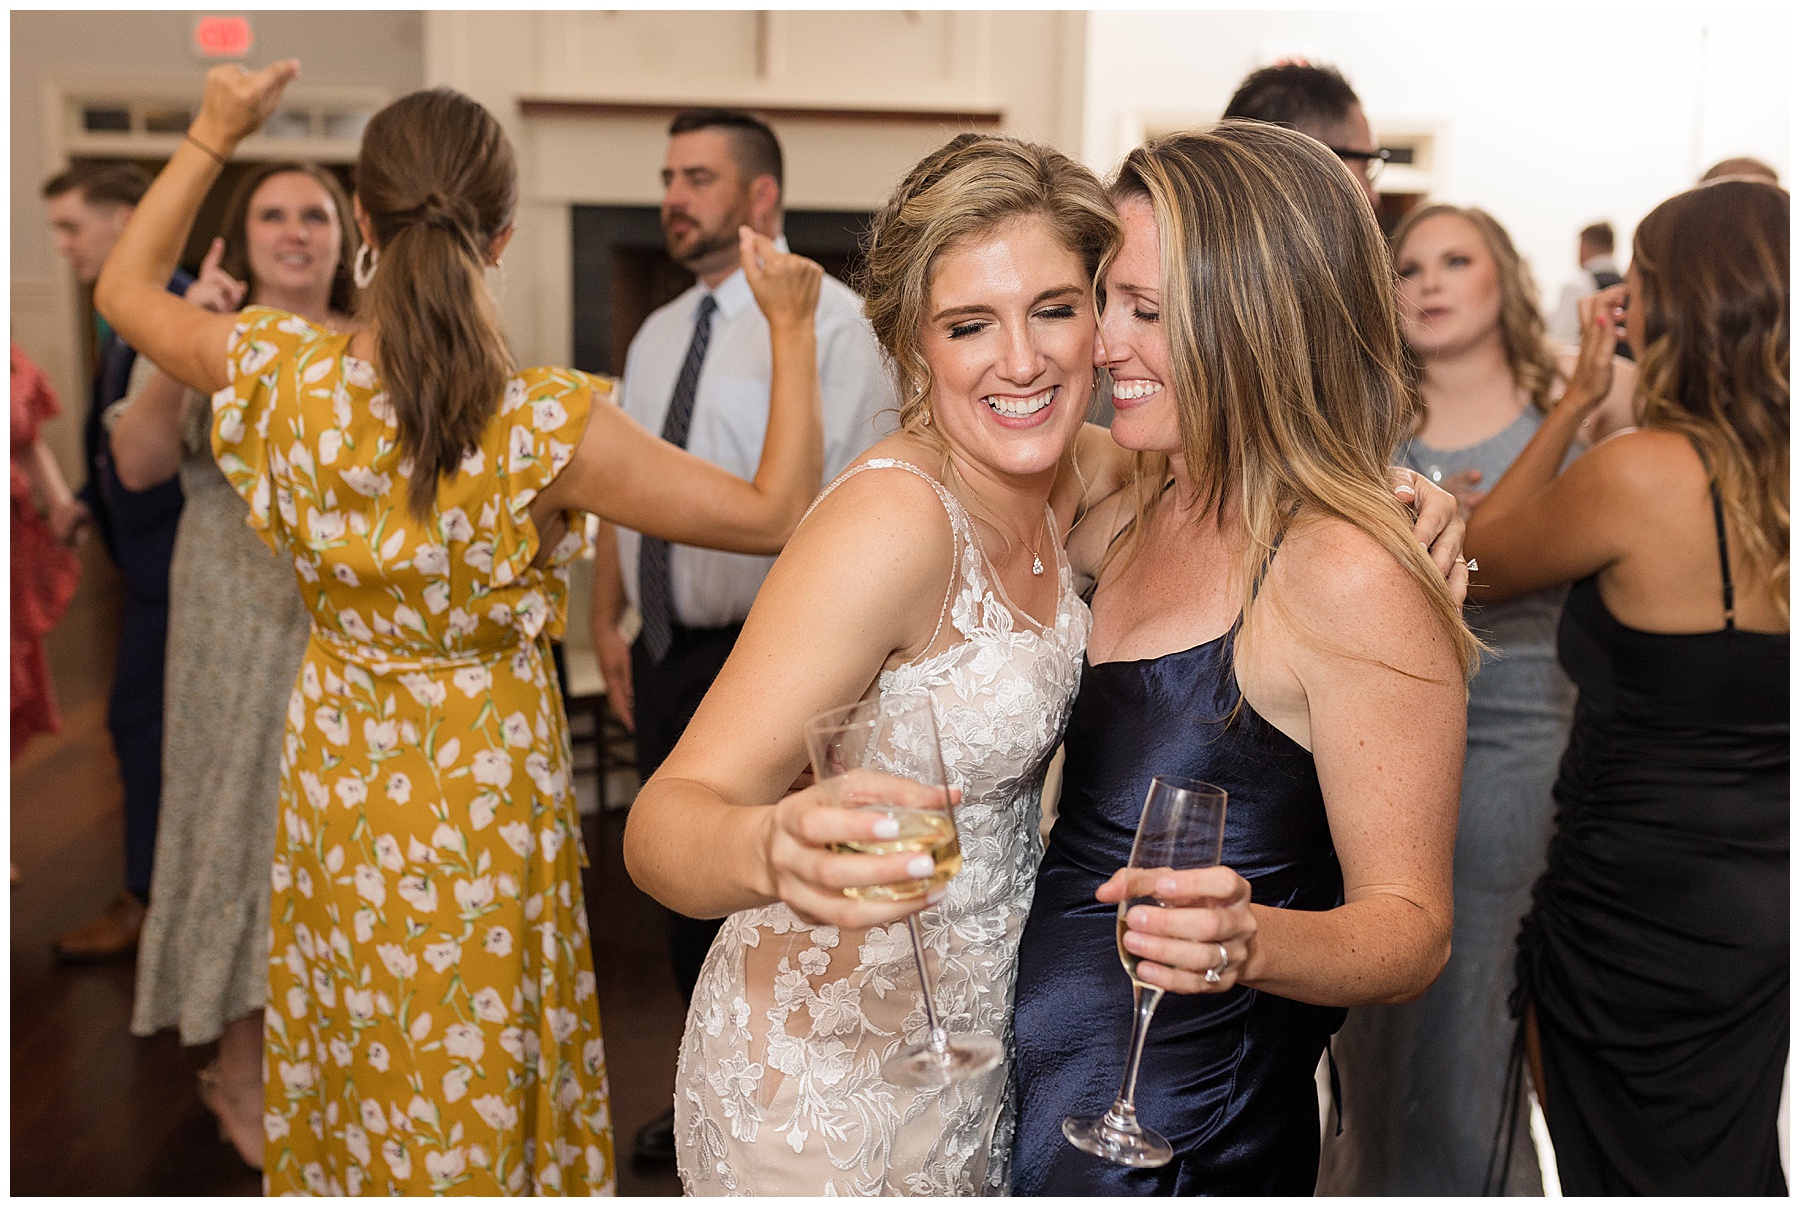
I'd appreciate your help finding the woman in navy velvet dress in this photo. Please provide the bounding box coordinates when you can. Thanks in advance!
[1011,125,1482,1195]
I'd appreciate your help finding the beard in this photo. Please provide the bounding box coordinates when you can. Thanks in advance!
[663,203,752,273]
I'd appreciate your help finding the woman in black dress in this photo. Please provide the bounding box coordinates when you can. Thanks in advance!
[1466,178,1788,1195]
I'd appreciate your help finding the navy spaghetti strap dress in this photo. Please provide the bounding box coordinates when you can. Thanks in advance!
[1010,624,1346,1195]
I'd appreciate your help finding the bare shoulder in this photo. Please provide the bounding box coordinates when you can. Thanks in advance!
[1271,512,1422,608]
[789,439,956,581]
[1587,424,1697,467]
[1057,423,1133,513]
[759,439,956,660]
[1263,512,1458,668]
[1575,426,1705,502]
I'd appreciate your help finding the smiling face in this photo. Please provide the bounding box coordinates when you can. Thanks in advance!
[1394,211,1504,360]
[242,171,343,310]
[918,214,1096,481]
[1096,195,1180,454]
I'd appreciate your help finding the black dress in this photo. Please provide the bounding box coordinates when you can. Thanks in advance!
[1010,625,1345,1195]
[1510,483,1789,1195]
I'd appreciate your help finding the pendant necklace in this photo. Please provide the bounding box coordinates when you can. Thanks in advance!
[951,465,1050,575]
[1017,511,1050,576]
[977,507,1049,575]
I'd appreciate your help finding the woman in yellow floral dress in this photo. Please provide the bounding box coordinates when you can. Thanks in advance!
[97,62,826,1195]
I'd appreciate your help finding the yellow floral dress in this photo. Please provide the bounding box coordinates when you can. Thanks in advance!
[213,306,615,1195]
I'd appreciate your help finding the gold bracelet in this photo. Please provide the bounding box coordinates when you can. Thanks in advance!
[184,131,227,166]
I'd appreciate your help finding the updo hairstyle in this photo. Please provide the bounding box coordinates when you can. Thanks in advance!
[858,133,1119,438]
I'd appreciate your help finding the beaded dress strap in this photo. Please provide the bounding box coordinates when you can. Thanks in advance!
[799,457,970,656]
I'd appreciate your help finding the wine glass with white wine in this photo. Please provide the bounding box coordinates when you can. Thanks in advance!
[1062,775,1227,1167]
[803,695,1003,1088]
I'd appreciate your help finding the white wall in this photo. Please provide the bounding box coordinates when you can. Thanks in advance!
[425,10,1087,371]
[1081,10,1790,319]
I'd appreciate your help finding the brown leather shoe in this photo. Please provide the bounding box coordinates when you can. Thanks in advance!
[52,891,146,964]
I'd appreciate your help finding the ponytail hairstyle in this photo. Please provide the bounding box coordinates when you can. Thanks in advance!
[1631,179,1788,619]
[356,88,517,517]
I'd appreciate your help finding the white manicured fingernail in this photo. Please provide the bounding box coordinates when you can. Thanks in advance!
[872,816,900,839]
[906,855,935,878]
[926,888,947,904]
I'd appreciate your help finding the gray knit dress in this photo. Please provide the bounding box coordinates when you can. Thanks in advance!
[128,363,312,1044]
[1317,406,1579,1195]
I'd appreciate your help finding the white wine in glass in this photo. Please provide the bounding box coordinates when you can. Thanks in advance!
[804,696,1002,1089]
[1063,775,1227,1168]
[833,808,962,902]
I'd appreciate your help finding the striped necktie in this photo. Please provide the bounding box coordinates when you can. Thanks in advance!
[638,293,718,663]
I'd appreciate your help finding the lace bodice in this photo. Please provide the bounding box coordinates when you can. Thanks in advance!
[676,458,1090,1196]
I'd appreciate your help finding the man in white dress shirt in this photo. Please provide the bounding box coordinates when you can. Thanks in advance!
[589,108,893,1164]
[1547,222,1624,349]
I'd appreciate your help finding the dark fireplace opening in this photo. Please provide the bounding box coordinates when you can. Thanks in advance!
[571,205,875,377]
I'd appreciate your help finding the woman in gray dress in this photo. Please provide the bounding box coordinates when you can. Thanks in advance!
[110,161,357,1170]
[1317,205,1636,1194]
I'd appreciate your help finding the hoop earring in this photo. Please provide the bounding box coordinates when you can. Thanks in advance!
[353,244,379,289]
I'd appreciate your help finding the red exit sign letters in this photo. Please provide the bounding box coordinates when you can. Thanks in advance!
[193,15,253,59]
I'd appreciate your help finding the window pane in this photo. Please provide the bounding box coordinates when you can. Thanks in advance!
[323,112,370,142]
[82,106,131,133]
[263,110,313,139]
[143,106,192,134]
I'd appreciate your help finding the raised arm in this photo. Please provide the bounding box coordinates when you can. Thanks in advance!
[94,62,299,394]
[1105,520,1467,1006]
[623,467,955,926]
[111,238,252,491]
[536,229,825,554]
[1466,287,1630,603]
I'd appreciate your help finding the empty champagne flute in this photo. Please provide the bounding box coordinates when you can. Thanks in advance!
[1063,775,1228,1167]
[804,695,1003,1088]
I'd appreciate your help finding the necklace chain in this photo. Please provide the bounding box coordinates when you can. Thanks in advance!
[943,463,1051,576]
[998,509,1050,576]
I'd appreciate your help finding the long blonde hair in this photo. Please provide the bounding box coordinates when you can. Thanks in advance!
[859,133,1120,444]
[1108,122,1480,679]
[1390,203,1561,415]
[1631,179,1788,618]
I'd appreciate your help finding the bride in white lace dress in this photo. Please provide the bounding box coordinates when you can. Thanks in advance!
[623,136,1124,1195]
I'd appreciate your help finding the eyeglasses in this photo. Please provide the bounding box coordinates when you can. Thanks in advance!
[1328,146,1390,186]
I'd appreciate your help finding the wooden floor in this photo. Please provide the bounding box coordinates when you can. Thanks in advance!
[10,543,683,1195]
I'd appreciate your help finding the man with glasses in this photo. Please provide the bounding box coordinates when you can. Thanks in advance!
[1223,62,1388,207]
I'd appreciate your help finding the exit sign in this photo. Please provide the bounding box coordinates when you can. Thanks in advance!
[194,15,253,58]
